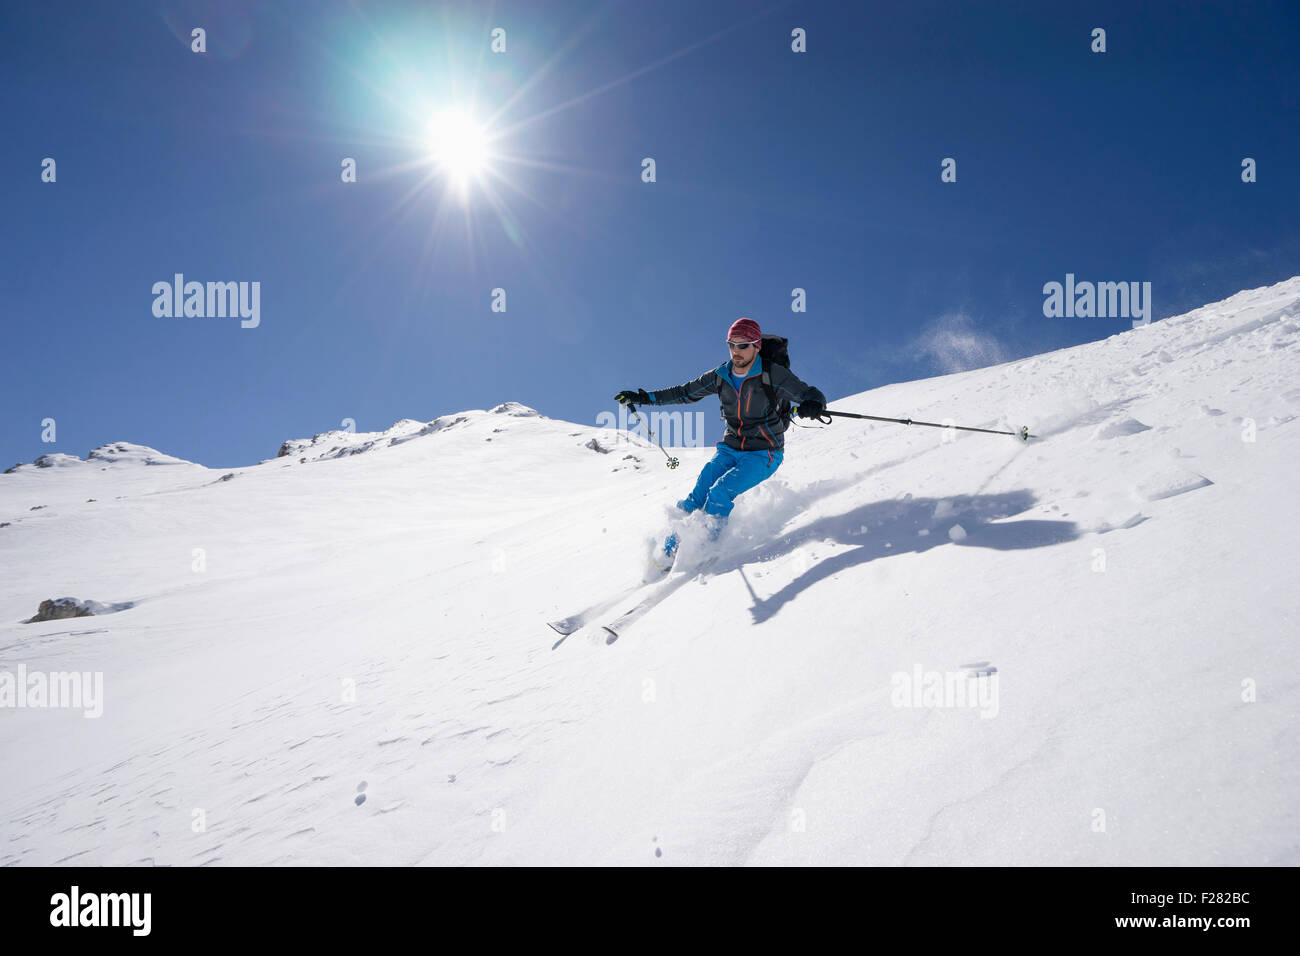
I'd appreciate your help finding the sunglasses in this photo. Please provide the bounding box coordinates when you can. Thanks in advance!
[726,341,757,351]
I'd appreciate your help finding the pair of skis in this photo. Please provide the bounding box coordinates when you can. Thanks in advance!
[547,557,716,648]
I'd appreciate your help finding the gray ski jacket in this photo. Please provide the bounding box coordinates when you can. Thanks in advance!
[646,355,826,454]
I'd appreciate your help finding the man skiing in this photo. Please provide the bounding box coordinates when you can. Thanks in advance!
[615,317,827,566]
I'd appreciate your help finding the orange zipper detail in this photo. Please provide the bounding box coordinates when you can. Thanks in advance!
[737,379,746,449]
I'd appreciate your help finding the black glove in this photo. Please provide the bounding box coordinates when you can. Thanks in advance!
[615,389,650,407]
[796,400,824,420]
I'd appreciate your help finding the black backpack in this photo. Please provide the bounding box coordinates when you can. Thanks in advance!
[758,334,793,429]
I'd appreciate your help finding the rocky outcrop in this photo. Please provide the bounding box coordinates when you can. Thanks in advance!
[23,597,136,624]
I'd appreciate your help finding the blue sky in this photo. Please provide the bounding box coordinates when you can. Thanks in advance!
[3,0,1298,468]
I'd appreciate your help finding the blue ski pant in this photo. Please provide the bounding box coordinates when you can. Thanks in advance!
[677,443,783,518]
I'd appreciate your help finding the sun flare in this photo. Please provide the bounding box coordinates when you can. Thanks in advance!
[428,109,490,190]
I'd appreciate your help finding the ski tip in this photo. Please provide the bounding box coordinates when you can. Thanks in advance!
[602,626,619,645]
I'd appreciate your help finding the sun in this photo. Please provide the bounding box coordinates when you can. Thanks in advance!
[427,109,490,192]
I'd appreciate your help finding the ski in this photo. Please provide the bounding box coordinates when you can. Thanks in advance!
[547,578,665,648]
[547,537,678,647]
[548,557,714,649]
[600,557,717,644]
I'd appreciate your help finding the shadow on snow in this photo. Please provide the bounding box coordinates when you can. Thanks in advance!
[718,489,1078,625]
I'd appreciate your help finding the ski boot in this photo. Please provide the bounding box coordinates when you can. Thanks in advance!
[651,531,679,573]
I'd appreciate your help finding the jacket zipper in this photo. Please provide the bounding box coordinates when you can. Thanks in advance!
[737,379,746,449]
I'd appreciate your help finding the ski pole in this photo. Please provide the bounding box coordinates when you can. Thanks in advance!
[626,404,680,468]
[819,409,1033,441]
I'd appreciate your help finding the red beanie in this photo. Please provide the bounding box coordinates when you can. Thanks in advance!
[728,317,762,343]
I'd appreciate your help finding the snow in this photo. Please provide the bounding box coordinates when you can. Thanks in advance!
[2,278,1298,865]
[5,442,198,474]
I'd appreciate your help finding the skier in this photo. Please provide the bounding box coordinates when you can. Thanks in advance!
[615,317,827,567]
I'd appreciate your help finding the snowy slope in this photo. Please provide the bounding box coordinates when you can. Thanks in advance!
[2,279,1298,866]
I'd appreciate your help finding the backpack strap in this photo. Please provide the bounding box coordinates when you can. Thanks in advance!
[761,367,793,428]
